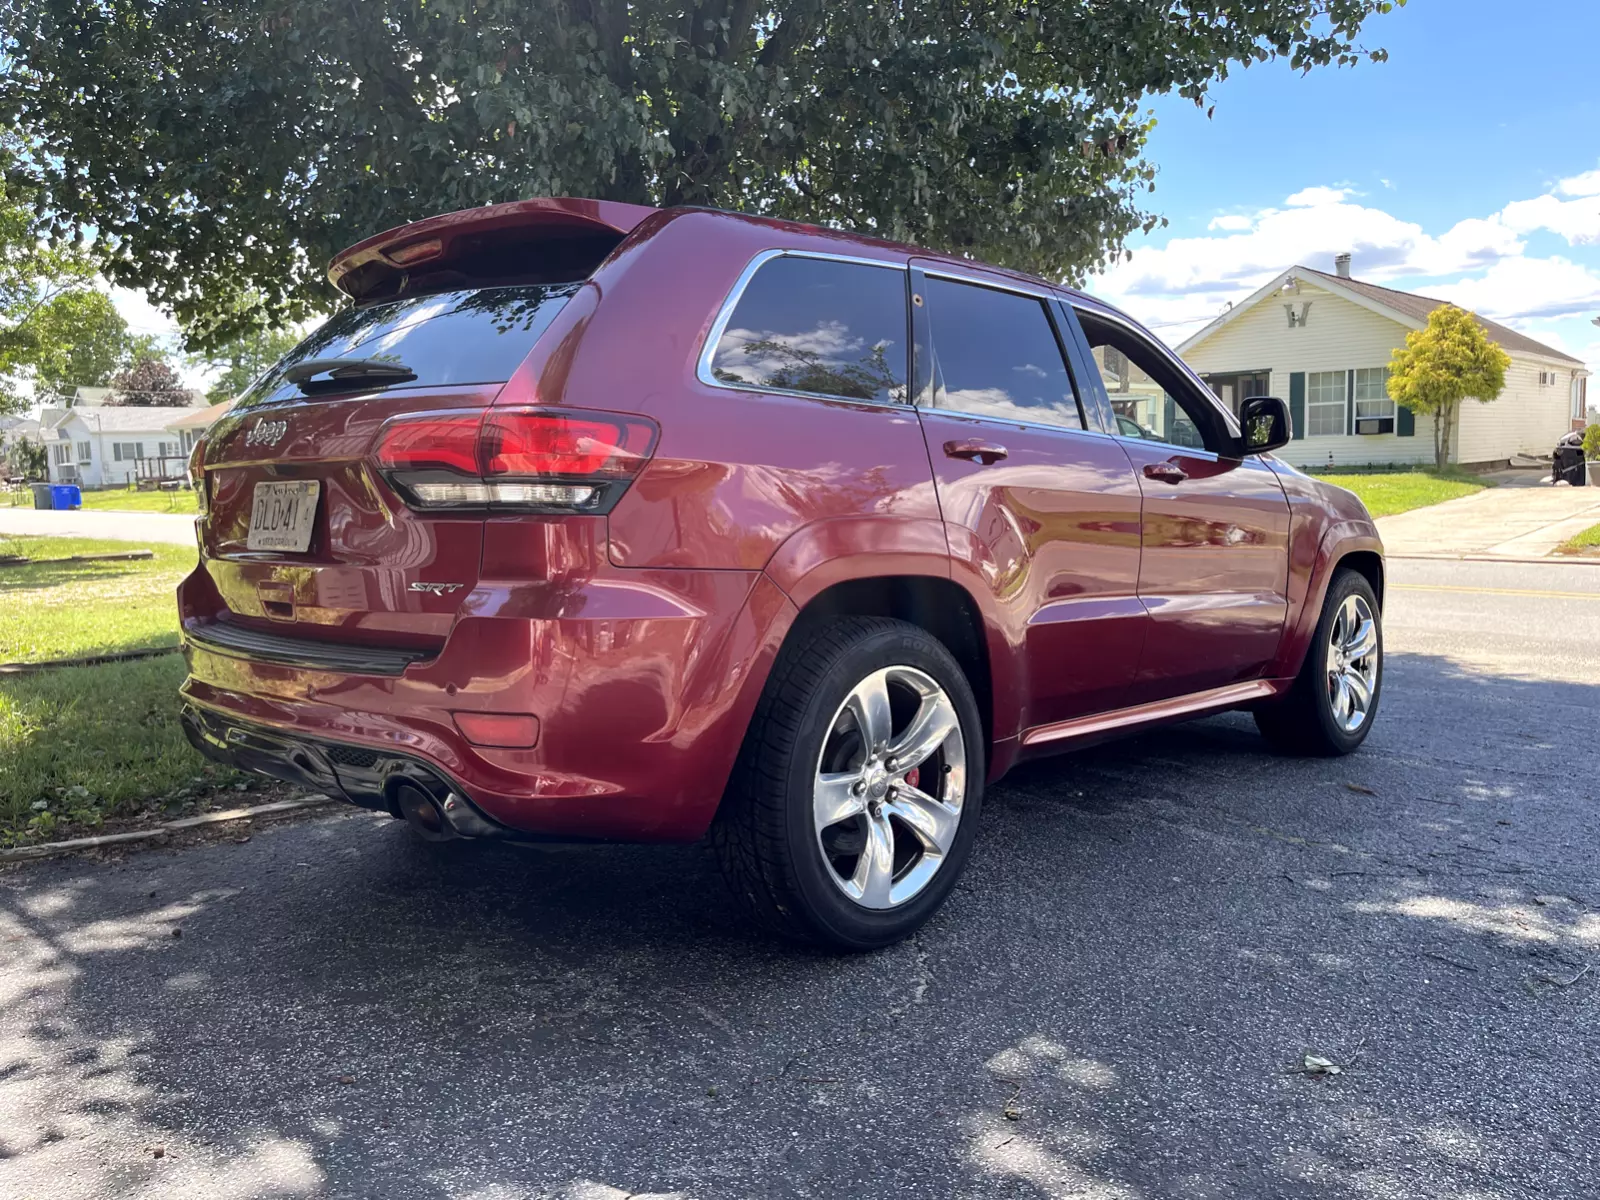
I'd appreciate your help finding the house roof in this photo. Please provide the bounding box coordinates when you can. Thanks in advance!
[56,404,198,433]
[166,399,235,432]
[1178,265,1586,367]
[1295,267,1584,365]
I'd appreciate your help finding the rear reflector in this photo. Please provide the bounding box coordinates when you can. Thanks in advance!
[452,712,540,748]
[373,407,657,514]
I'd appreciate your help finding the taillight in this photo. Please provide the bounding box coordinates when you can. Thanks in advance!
[188,437,209,515]
[373,408,658,513]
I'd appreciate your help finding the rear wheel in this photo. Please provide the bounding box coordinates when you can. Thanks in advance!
[713,617,984,950]
[1255,568,1382,756]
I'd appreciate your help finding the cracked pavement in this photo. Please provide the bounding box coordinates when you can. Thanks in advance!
[1,557,1596,1199]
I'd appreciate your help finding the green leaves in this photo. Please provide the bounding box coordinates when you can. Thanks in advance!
[1,0,1403,348]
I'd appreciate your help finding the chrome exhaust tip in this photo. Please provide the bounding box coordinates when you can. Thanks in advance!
[392,780,456,842]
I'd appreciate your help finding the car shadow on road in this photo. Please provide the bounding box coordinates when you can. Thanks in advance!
[0,648,1595,1198]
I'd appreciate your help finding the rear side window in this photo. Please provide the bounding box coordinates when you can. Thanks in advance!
[238,284,581,406]
[924,276,1082,429]
[708,256,908,404]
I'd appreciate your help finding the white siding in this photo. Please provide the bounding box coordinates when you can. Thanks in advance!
[1180,282,1437,468]
[1454,357,1579,464]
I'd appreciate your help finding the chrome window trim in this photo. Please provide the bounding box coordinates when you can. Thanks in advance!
[921,265,1059,304]
[695,248,912,408]
[921,405,1112,443]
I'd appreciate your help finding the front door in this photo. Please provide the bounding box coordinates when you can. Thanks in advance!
[1202,372,1272,418]
[910,264,1146,735]
[1071,306,1293,704]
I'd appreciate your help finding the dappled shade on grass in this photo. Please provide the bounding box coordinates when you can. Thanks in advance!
[0,535,194,664]
[0,654,243,844]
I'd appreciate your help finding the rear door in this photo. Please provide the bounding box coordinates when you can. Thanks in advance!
[1068,304,1293,704]
[910,263,1146,732]
[198,284,579,649]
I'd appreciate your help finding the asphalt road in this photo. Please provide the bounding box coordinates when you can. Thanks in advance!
[2,557,1596,1199]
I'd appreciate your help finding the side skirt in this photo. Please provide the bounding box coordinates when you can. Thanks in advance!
[1018,679,1289,752]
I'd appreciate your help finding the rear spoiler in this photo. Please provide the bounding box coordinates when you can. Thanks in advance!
[328,197,659,304]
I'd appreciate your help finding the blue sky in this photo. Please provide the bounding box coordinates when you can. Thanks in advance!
[1094,0,1600,374]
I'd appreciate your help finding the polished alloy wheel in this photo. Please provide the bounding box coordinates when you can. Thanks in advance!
[1326,593,1379,733]
[813,666,968,910]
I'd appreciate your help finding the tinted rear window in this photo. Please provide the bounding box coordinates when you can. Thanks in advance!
[238,284,581,406]
[924,276,1082,429]
[708,256,908,404]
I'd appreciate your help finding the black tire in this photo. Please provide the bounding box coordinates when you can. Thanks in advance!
[1255,568,1382,756]
[712,616,985,951]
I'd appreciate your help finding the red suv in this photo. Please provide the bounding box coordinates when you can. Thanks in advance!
[178,199,1384,949]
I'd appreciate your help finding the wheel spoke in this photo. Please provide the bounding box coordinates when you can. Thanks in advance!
[814,771,865,833]
[1344,668,1372,712]
[851,814,896,908]
[844,670,894,753]
[885,692,959,772]
[1345,617,1377,661]
[1332,674,1352,721]
[888,784,960,855]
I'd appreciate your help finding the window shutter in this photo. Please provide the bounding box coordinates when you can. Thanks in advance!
[1289,372,1306,440]
[1396,405,1416,437]
[1346,370,1356,436]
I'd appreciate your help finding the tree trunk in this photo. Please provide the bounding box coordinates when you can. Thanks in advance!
[1435,401,1454,471]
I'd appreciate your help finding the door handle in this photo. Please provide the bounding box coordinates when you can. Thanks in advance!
[944,439,1009,465]
[1143,461,1188,485]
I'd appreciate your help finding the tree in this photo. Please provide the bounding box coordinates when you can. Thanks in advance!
[0,1,1404,348]
[1,430,46,478]
[108,353,197,407]
[191,325,302,405]
[23,289,134,403]
[0,133,101,409]
[1387,305,1511,470]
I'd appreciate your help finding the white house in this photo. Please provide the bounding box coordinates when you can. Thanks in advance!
[1176,256,1590,469]
[43,404,196,487]
[165,398,237,456]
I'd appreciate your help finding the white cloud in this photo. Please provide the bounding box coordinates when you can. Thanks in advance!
[1431,255,1600,322]
[1207,214,1253,232]
[1497,193,1600,245]
[1557,168,1600,198]
[1285,185,1355,207]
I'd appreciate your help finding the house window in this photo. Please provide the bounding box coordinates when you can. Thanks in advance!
[1306,371,1346,437]
[111,442,146,462]
[1575,377,1589,421]
[76,441,92,464]
[157,441,178,458]
[50,443,71,465]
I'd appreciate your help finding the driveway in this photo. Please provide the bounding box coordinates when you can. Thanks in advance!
[2,556,1596,1199]
[0,507,197,547]
[1378,476,1600,558]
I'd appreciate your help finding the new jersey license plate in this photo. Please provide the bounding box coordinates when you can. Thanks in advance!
[246,480,321,553]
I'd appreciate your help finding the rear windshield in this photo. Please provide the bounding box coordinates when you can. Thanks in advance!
[236,284,581,407]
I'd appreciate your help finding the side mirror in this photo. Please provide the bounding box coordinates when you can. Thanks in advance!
[1237,396,1291,455]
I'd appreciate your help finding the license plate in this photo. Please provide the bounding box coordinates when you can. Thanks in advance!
[246,481,321,553]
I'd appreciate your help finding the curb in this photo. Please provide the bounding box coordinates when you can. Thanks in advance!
[0,795,341,863]
[0,645,182,675]
[1388,553,1600,567]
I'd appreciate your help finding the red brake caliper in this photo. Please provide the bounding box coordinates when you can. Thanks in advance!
[903,766,920,790]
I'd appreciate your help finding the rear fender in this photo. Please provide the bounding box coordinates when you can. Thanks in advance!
[1270,523,1384,679]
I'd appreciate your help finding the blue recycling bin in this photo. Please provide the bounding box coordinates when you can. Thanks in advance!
[50,484,82,510]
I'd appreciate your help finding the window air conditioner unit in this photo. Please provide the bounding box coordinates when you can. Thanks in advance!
[1355,417,1395,435]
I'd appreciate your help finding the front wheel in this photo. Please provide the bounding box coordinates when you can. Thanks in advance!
[712,616,984,950]
[1255,569,1382,756]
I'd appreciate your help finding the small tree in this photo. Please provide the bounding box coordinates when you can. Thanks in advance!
[108,353,197,407]
[1387,305,1511,471]
[1582,422,1600,462]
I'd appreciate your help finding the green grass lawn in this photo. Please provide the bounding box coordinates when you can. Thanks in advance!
[77,486,199,514]
[0,654,254,846]
[1310,469,1492,519]
[0,534,195,664]
[1556,523,1600,556]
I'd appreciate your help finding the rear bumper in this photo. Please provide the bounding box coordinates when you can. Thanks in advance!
[180,703,508,838]
[177,566,795,843]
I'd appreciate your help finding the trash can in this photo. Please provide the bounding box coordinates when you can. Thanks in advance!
[49,484,82,510]
[1553,436,1587,486]
[30,483,53,510]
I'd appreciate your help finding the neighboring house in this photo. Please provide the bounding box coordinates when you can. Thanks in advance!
[0,414,42,446]
[165,398,237,455]
[43,404,196,487]
[1176,255,1590,469]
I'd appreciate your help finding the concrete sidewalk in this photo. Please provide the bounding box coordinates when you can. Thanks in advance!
[1377,478,1600,558]
[0,506,197,547]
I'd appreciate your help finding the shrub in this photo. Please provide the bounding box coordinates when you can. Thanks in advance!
[1583,423,1600,461]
